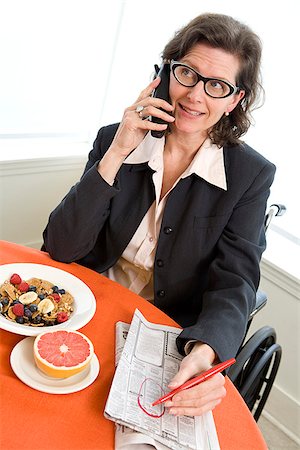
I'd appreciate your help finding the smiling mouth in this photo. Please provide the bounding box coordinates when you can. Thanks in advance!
[180,104,203,116]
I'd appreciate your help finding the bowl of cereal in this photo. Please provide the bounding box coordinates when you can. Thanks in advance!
[0,263,96,336]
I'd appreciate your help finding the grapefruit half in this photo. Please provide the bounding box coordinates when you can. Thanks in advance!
[33,330,94,378]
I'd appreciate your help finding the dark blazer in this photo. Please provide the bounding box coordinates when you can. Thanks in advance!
[43,123,276,361]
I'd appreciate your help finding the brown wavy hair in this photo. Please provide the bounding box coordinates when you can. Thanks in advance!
[162,13,263,147]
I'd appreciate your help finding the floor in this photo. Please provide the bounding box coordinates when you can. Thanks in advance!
[258,416,299,449]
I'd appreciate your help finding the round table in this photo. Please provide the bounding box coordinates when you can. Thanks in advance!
[0,241,267,450]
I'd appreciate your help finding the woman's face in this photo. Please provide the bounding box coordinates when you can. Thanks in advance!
[169,42,245,139]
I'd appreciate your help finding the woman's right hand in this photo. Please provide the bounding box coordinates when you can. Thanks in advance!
[98,77,174,185]
[110,76,175,159]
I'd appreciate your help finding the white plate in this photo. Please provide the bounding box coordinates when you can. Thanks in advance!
[10,337,100,394]
[0,263,96,336]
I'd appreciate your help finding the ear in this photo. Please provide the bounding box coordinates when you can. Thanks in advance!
[227,90,245,113]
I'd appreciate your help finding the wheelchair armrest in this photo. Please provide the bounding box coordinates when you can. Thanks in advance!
[264,203,287,231]
[271,203,287,217]
[250,290,267,318]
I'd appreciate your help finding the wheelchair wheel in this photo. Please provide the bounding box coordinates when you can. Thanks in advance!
[228,326,282,421]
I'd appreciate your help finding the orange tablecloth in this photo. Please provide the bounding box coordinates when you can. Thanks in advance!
[0,241,267,450]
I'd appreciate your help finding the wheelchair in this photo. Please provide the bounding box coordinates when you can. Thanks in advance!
[228,204,286,421]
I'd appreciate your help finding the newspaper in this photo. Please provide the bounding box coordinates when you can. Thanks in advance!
[104,309,220,450]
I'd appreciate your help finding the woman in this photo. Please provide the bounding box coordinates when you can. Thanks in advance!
[43,13,276,416]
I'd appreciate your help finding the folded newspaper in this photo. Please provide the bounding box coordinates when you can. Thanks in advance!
[104,309,220,450]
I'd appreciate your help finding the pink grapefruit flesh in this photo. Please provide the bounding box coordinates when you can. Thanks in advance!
[33,330,94,378]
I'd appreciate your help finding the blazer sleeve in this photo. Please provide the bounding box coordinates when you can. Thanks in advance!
[42,124,120,262]
[177,159,276,362]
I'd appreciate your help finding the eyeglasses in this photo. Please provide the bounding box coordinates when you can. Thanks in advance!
[170,60,241,99]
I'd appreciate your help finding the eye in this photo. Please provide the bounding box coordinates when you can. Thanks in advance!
[206,80,230,97]
[174,66,198,86]
[210,80,224,91]
[181,67,194,78]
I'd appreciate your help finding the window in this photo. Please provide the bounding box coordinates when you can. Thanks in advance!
[0,0,122,153]
[1,0,299,272]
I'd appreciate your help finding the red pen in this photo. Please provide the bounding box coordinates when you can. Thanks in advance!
[151,357,236,406]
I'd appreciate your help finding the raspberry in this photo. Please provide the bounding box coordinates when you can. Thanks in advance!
[51,293,61,303]
[18,281,29,292]
[10,273,22,285]
[12,303,24,317]
[57,312,69,323]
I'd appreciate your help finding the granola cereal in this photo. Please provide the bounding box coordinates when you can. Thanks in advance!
[0,273,74,327]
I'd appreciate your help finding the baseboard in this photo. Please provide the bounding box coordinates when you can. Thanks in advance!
[0,155,87,176]
[263,383,300,444]
[261,258,300,300]
[22,240,43,250]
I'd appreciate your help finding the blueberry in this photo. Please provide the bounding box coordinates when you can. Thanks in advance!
[16,316,24,324]
[52,286,59,293]
[29,304,38,312]
[12,300,21,305]
[32,314,42,324]
[28,285,37,292]
[2,298,9,306]
[24,308,32,318]
[36,314,42,321]
[58,289,65,295]
[38,294,45,300]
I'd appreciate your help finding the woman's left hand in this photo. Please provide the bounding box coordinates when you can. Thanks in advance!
[165,342,226,416]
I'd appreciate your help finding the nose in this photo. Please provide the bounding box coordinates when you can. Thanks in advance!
[186,81,206,102]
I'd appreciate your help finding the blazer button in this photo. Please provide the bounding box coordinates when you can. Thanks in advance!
[157,290,165,298]
[156,259,164,267]
[163,226,173,234]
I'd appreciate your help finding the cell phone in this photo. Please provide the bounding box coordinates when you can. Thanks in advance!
[151,62,171,138]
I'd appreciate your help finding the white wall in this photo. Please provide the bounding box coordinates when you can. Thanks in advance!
[0,156,86,247]
[249,262,300,441]
[1,0,300,241]
[0,157,299,442]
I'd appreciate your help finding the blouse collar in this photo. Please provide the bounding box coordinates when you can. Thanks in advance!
[124,132,227,190]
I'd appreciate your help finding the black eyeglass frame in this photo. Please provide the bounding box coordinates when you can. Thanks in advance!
[170,60,241,99]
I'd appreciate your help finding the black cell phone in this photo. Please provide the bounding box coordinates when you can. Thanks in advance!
[151,62,170,138]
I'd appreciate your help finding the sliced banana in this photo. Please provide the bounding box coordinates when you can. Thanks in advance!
[38,298,55,314]
[19,291,38,305]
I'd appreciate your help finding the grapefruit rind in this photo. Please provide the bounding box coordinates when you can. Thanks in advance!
[33,330,94,379]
